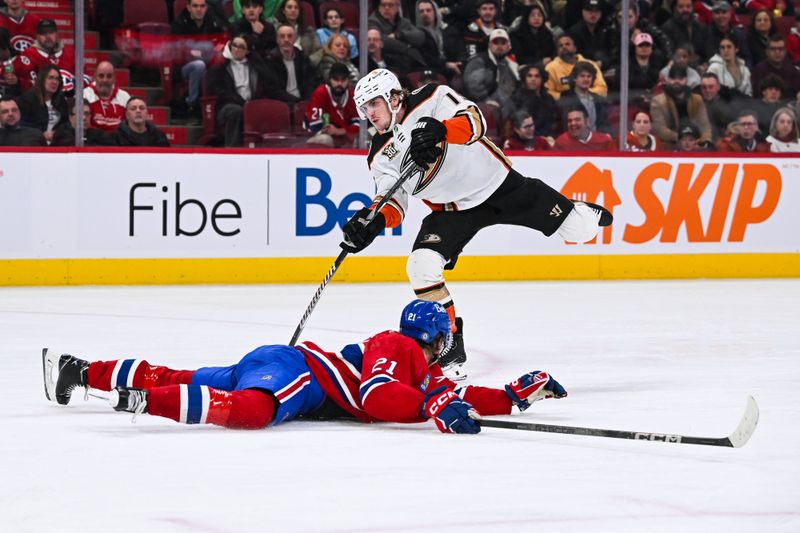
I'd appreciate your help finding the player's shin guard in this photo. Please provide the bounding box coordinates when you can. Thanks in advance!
[87,359,195,392]
[142,385,275,429]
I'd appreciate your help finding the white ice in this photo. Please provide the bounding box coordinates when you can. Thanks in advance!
[1,279,799,533]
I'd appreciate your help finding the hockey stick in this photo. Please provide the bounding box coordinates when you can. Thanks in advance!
[476,396,759,448]
[288,162,421,346]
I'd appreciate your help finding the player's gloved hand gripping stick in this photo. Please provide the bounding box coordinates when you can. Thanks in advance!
[289,156,422,346]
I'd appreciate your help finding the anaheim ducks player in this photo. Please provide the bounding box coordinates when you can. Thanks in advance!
[341,68,612,379]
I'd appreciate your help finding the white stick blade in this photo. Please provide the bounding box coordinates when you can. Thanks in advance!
[728,395,760,448]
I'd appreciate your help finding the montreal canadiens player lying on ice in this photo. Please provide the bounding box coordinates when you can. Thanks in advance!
[343,69,612,379]
[43,300,566,434]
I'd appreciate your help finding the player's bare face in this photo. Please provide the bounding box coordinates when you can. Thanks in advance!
[365,96,391,131]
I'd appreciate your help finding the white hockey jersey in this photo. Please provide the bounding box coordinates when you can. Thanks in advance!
[366,84,512,223]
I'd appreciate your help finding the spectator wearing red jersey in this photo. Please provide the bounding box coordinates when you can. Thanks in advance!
[12,19,78,93]
[305,61,359,147]
[625,110,662,151]
[82,61,131,132]
[502,110,550,151]
[788,15,800,64]
[553,107,616,151]
[0,0,41,55]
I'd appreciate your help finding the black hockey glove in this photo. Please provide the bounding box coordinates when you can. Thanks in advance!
[340,207,386,254]
[409,117,447,166]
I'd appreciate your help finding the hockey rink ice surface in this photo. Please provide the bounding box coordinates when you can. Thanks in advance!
[1,279,798,533]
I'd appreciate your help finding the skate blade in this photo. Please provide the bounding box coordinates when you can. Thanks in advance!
[42,348,57,402]
[442,362,468,382]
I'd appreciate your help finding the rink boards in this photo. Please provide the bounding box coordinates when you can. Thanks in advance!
[0,149,798,285]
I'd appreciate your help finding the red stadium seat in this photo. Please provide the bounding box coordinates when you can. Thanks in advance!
[477,102,502,145]
[292,100,310,133]
[243,99,300,147]
[300,1,317,28]
[318,1,359,28]
[123,0,169,26]
[776,16,794,39]
[173,0,188,20]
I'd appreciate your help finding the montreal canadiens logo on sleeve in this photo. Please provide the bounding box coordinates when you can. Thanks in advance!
[11,35,34,54]
[60,69,76,92]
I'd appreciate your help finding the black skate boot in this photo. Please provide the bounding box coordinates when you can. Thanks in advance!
[109,387,149,415]
[579,201,613,226]
[438,317,467,381]
[52,353,89,405]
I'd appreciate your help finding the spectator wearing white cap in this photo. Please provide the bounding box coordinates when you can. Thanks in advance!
[462,27,519,121]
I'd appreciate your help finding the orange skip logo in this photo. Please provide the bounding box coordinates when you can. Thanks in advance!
[561,162,782,244]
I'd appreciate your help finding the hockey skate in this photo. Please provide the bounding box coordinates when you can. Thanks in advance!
[576,200,613,226]
[437,317,468,381]
[109,387,149,422]
[42,348,89,405]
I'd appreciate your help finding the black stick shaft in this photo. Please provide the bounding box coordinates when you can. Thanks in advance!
[288,164,420,346]
[477,419,732,447]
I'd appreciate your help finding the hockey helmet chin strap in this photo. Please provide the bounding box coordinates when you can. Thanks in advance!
[375,94,403,135]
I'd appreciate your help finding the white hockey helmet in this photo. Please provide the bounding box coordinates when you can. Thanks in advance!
[354,68,402,122]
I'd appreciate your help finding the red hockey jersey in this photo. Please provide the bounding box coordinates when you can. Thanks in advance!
[304,84,359,135]
[0,11,41,55]
[83,83,131,132]
[12,42,77,92]
[298,331,512,424]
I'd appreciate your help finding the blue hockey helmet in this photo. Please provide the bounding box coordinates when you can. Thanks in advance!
[399,300,452,356]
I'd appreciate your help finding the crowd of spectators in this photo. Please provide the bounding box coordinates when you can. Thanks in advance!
[1,0,800,152]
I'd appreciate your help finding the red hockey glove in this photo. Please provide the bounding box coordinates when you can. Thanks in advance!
[505,371,567,412]
[421,386,480,434]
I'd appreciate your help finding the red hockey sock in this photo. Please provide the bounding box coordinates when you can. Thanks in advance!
[147,385,275,429]
[87,359,195,391]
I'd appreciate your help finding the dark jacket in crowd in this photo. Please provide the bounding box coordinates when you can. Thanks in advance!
[112,121,170,147]
[511,86,559,136]
[0,124,46,146]
[16,89,69,132]
[509,24,556,67]
[171,8,228,35]
[659,14,710,64]
[231,16,276,61]
[207,56,276,108]
[264,49,316,103]
[567,19,614,67]
[51,123,116,146]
